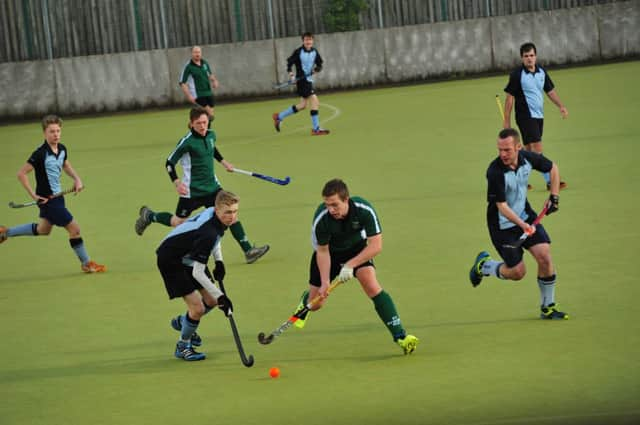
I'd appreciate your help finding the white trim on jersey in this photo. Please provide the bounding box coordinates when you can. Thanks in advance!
[179,61,197,98]
[354,202,381,235]
[310,208,330,251]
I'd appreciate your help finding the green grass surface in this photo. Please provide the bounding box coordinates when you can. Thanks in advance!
[1,61,639,425]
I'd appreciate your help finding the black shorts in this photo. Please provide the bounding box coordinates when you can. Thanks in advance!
[157,250,212,299]
[516,118,544,145]
[175,189,221,218]
[296,79,315,99]
[39,196,73,227]
[308,243,374,287]
[196,95,215,108]
[489,222,551,268]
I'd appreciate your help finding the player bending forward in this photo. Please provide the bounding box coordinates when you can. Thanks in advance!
[156,190,238,361]
[293,179,419,355]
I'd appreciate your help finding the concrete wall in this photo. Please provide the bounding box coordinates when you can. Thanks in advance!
[0,1,637,120]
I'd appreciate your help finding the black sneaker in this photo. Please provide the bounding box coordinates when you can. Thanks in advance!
[540,303,569,320]
[171,316,202,346]
[245,244,270,264]
[135,206,153,236]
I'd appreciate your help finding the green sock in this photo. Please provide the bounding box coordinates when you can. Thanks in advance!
[372,290,406,340]
[230,221,252,252]
[152,212,173,227]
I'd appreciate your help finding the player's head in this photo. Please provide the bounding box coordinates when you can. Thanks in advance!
[215,190,240,226]
[191,46,202,61]
[322,179,350,220]
[189,106,209,136]
[520,42,537,68]
[302,32,314,49]
[42,114,63,144]
[497,128,522,167]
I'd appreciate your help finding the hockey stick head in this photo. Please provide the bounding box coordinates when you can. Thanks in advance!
[242,354,255,367]
[272,81,293,90]
[257,332,275,345]
[278,176,291,186]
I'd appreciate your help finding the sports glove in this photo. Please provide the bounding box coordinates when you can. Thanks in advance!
[213,260,226,282]
[337,265,354,283]
[546,194,559,215]
[217,294,233,317]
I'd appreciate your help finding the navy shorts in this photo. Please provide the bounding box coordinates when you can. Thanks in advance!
[175,189,221,218]
[296,79,315,99]
[516,118,544,145]
[157,250,212,299]
[196,95,215,107]
[38,196,73,227]
[489,222,551,268]
[308,243,374,287]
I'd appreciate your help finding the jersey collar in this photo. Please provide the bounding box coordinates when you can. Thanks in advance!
[521,64,541,74]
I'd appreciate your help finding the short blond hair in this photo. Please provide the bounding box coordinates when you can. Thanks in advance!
[215,190,239,208]
[42,114,62,130]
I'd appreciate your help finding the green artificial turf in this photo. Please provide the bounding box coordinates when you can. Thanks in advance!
[0,61,638,425]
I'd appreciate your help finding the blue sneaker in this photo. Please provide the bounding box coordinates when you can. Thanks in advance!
[174,341,206,361]
[540,303,569,320]
[469,251,491,287]
[171,316,202,346]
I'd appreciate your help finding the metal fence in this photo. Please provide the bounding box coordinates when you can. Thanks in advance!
[0,0,622,63]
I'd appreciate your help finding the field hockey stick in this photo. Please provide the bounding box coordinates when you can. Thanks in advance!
[258,278,343,345]
[272,72,313,90]
[233,168,291,186]
[217,279,255,367]
[509,201,550,249]
[495,94,505,121]
[8,187,76,209]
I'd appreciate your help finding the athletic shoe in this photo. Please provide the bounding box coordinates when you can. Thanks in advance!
[272,113,281,132]
[469,251,491,287]
[292,297,310,329]
[81,260,106,273]
[396,334,419,355]
[311,128,330,136]
[135,206,153,236]
[174,341,206,361]
[546,182,568,191]
[170,316,202,347]
[0,226,7,244]
[540,303,569,320]
[245,244,270,264]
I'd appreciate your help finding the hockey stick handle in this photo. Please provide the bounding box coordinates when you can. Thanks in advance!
[232,168,253,177]
[514,201,550,246]
[9,187,77,209]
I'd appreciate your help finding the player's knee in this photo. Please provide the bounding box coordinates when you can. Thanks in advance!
[37,226,51,235]
[510,268,526,281]
[189,303,206,320]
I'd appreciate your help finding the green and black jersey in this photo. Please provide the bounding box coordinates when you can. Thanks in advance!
[167,129,220,198]
[311,196,382,253]
[179,59,213,98]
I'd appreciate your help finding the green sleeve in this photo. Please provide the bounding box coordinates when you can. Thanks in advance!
[167,137,190,165]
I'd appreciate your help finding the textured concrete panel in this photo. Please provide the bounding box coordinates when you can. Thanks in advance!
[385,19,492,82]
[0,61,56,119]
[167,39,277,103]
[599,0,640,59]
[55,50,171,114]
[492,7,600,70]
[311,30,387,89]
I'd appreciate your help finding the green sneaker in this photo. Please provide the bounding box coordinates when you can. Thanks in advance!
[396,334,419,355]
[293,296,310,329]
[540,303,569,320]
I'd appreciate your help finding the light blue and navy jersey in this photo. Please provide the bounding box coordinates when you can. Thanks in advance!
[504,65,555,120]
[27,142,68,197]
[311,196,381,253]
[287,46,323,83]
[486,150,553,230]
[157,207,226,264]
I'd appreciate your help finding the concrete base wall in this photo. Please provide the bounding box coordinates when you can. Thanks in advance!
[0,1,637,120]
